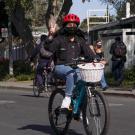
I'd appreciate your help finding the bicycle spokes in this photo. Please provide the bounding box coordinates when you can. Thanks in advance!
[83,89,109,135]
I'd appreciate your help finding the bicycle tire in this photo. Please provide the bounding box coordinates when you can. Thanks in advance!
[82,89,110,135]
[33,78,40,97]
[48,89,72,135]
[44,76,55,98]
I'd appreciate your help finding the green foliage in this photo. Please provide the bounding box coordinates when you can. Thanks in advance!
[13,60,33,76]
[106,66,135,86]
[0,60,34,81]
[5,0,16,10]
[15,74,34,81]
[5,0,33,11]
[124,66,135,81]
[21,0,33,11]
[13,60,34,81]
[0,59,9,80]
[100,0,135,19]
[29,1,47,26]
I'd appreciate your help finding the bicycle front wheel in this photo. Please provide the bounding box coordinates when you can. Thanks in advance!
[83,89,110,135]
[48,89,72,135]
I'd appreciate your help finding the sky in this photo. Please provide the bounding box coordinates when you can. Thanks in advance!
[70,0,116,22]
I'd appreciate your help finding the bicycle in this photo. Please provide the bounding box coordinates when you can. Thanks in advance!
[33,66,55,97]
[48,58,110,135]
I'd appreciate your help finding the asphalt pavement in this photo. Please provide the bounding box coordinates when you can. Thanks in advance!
[0,87,135,135]
[0,80,135,97]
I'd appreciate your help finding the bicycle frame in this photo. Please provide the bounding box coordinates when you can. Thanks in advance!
[71,80,87,115]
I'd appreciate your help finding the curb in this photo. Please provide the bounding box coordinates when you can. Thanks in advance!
[103,91,135,98]
[0,86,33,91]
[0,85,135,98]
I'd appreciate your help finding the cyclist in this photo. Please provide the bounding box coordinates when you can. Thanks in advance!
[47,14,95,109]
[29,34,53,91]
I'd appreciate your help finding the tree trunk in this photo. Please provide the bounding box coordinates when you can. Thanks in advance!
[11,2,34,55]
[45,0,73,30]
[45,0,57,29]
[8,14,13,75]
[56,0,73,27]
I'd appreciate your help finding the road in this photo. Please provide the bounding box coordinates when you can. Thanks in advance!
[0,88,135,135]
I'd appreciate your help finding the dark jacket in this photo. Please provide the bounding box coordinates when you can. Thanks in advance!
[47,35,95,65]
[30,41,52,63]
[110,41,127,61]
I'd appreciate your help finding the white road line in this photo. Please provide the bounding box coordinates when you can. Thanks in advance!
[109,103,124,106]
[0,100,16,104]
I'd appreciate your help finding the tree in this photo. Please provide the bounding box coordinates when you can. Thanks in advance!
[45,0,73,29]
[100,0,135,19]
[116,0,135,19]
[5,0,34,55]
[5,0,114,54]
[0,1,8,28]
[0,1,8,43]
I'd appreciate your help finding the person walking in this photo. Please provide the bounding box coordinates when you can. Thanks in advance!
[110,37,127,86]
[94,40,109,90]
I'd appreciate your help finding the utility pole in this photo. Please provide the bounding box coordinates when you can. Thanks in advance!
[106,4,109,23]
[8,13,13,76]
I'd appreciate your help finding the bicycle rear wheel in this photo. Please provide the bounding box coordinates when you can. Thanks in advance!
[33,78,41,97]
[48,89,72,135]
[44,76,55,98]
[82,89,110,135]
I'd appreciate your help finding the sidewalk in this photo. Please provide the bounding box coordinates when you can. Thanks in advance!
[0,80,33,91]
[0,80,135,97]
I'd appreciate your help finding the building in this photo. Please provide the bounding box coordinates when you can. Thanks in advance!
[89,16,135,72]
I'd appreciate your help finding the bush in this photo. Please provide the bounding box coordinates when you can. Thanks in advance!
[13,60,34,81]
[124,66,135,81]
[0,59,9,80]
[15,74,34,81]
[13,60,33,76]
[0,60,34,81]
[105,66,135,86]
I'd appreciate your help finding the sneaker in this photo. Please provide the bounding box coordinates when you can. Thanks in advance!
[61,96,71,109]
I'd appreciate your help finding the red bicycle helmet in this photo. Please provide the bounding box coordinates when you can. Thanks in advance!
[63,14,80,25]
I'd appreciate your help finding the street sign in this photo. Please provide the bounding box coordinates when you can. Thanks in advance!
[1,28,8,38]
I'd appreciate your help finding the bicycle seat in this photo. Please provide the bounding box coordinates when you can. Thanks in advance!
[53,73,66,86]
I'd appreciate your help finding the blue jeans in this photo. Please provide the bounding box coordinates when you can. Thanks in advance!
[54,65,81,96]
[100,71,108,89]
[112,60,124,83]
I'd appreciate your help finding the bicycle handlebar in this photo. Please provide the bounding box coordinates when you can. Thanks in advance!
[64,57,95,67]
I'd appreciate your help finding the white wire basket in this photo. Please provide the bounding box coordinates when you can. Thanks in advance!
[77,63,104,83]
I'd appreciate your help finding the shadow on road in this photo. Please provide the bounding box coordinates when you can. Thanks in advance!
[20,94,49,99]
[18,124,83,135]
[18,124,53,134]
